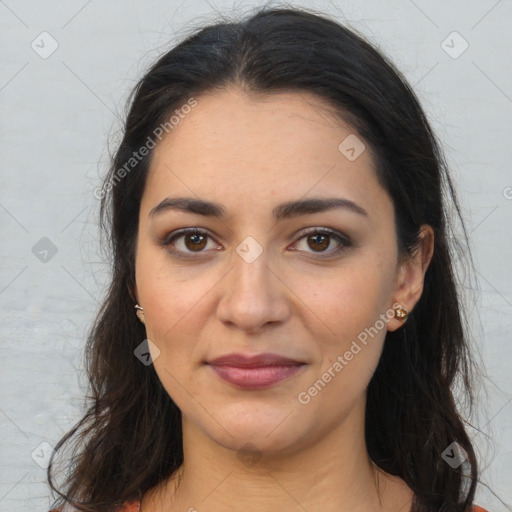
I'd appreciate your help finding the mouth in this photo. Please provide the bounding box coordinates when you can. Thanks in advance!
[206,352,306,390]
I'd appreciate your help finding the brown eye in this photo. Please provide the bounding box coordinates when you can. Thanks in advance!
[184,233,207,251]
[306,233,330,252]
[161,228,220,259]
[293,228,352,257]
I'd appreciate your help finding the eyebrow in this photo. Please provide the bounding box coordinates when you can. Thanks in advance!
[148,196,368,221]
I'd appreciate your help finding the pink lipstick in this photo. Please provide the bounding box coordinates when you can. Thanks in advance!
[206,352,306,390]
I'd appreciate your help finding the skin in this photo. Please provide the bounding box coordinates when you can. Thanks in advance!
[134,87,434,512]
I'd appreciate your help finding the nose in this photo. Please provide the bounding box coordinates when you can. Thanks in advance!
[215,244,291,333]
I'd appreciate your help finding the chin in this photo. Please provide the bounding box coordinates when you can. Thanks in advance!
[202,405,312,455]
[216,427,302,456]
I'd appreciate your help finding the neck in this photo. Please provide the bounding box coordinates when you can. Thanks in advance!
[142,399,412,512]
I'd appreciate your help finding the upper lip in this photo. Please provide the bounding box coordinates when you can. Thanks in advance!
[207,352,304,367]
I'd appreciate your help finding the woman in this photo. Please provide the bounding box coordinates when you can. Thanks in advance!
[48,6,491,512]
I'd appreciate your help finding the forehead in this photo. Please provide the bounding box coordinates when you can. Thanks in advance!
[153,87,360,164]
[142,87,390,222]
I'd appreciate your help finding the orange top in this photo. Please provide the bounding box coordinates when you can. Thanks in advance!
[52,500,489,512]
[116,501,140,512]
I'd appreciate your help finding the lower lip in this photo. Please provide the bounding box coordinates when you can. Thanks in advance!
[208,364,305,389]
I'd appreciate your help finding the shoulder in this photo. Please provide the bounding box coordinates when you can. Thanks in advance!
[472,506,489,512]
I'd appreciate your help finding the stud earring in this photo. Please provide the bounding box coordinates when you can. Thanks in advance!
[394,306,408,323]
[135,304,145,325]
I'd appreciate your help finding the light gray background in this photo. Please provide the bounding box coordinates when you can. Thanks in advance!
[1,0,511,510]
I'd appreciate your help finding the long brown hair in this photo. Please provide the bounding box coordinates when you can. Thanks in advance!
[49,6,485,511]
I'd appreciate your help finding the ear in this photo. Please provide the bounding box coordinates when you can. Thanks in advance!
[387,225,434,332]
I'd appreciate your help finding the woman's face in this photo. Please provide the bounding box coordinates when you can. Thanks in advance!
[134,87,423,455]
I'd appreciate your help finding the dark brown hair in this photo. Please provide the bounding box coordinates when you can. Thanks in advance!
[48,5,485,511]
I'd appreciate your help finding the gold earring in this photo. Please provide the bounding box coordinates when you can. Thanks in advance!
[135,304,145,325]
[394,307,408,322]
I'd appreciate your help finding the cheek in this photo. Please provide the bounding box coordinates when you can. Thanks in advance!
[141,272,208,411]
[297,282,390,419]
[292,256,395,396]
[292,256,396,344]
[136,239,216,335]
[142,279,205,367]
[135,245,203,368]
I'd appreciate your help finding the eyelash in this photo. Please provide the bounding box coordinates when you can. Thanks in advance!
[159,227,352,260]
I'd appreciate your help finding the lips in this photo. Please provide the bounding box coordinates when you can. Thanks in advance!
[207,352,304,367]
[206,352,306,389]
